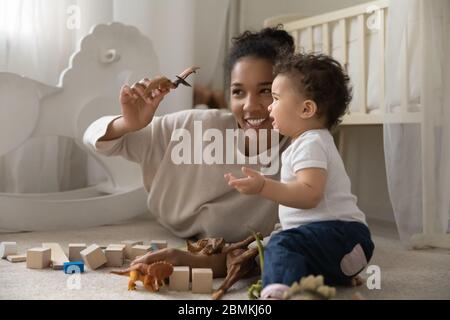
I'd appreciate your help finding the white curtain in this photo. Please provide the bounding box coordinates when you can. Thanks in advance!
[384,0,450,247]
[0,0,229,193]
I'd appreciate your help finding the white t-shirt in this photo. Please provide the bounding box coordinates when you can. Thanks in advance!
[279,129,367,230]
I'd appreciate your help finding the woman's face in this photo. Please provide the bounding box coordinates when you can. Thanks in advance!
[230,57,274,133]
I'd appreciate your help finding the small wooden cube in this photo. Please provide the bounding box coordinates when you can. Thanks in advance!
[121,240,143,259]
[150,240,168,251]
[80,244,107,270]
[69,244,87,262]
[131,245,151,259]
[105,245,125,267]
[169,266,190,291]
[6,254,26,263]
[26,247,51,269]
[0,242,17,259]
[191,268,213,294]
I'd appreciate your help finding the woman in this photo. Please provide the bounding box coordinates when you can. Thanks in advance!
[83,26,294,277]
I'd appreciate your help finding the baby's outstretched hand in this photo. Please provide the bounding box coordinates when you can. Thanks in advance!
[224,167,265,195]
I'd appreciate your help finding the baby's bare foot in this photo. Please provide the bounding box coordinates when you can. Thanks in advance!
[350,275,363,287]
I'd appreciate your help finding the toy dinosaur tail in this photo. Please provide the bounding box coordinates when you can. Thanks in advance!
[110,270,130,276]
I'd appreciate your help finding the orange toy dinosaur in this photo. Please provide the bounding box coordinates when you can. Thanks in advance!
[111,261,173,292]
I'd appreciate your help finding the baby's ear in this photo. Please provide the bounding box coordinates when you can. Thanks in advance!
[299,100,318,119]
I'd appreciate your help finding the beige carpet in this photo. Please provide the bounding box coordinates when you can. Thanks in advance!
[1,216,449,300]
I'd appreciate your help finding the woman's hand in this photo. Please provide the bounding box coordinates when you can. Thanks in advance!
[225,167,266,195]
[120,77,170,132]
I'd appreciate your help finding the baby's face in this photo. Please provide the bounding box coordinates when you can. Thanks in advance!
[268,74,307,138]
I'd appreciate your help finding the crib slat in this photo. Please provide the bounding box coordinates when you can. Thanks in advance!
[357,14,367,114]
[291,30,299,53]
[307,27,313,52]
[322,23,330,55]
[339,19,348,67]
[379,8,386,114]
[401,24,409,115]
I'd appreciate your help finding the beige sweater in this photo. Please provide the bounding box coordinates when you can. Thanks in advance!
[83,109,288,242]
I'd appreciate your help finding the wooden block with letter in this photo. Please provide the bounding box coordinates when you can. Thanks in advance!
[6,254,27,263]
[105,245,125,267]
[169,266,190,291]
[80,244,107,270]
[69,243,87,262]
[26,247,51,269]
[191,268,213,294]
[0,242,17,258]
[150,240,168,251]
[42,242,69,270]
[121,240,143,259]
[131,245,151,259]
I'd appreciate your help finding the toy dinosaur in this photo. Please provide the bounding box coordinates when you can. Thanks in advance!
[282,275,336,300]
[110,261,173,292]
[143,65,200,96]
[186,237,225,255]
[247,231,265,300]
[185,234,261,299]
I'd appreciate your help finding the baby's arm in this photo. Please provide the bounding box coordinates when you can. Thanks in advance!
[225,166,327,209]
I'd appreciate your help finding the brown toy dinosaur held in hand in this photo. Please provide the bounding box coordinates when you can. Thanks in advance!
[143,66,200,96]
[111,261,173,292]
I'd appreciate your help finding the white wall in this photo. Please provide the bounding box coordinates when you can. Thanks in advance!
[237,0,395,223]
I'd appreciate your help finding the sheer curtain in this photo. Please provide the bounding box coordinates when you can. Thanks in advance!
[384,0,450,247]
[0,0,229,193]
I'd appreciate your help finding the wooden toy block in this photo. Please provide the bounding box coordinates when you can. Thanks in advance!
[0,242,17,258]
[191,268,213,294]
[63,261,85,274]
[80,244,107,270]
[131,245,151,259]
[26,247,51,269]
[42,242,69,269]
[121,240,144,259]
[6,254,26,263]
[69,243,87,262]
[105,245,125,267]
[169,266,190,291]
[108,244,126,250]
[150,240,168,251]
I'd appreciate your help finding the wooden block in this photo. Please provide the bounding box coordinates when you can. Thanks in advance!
[80,244,107,270]
[69,243,87,262]
[121,240,143,259]
[150,240,168,251]
[26,247,51,269]
[0,242,17,258]
[169,266,190,291]
[42,242,69,269]
[131,245,151,259]
[6,254,26,263]
[105,245,124,267]
[191,268,213,294]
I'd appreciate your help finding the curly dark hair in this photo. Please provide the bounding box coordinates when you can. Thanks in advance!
[227,25,295,74]
[274,53,352,129]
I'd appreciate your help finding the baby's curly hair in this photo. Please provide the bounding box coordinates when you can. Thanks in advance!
[274,53,352,130]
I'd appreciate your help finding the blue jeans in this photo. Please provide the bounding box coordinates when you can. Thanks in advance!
[262,220,374,287]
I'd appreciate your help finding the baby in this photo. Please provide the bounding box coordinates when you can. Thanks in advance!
[225,52,374,299]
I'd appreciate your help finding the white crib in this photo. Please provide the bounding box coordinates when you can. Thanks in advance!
[267,0,450,249]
